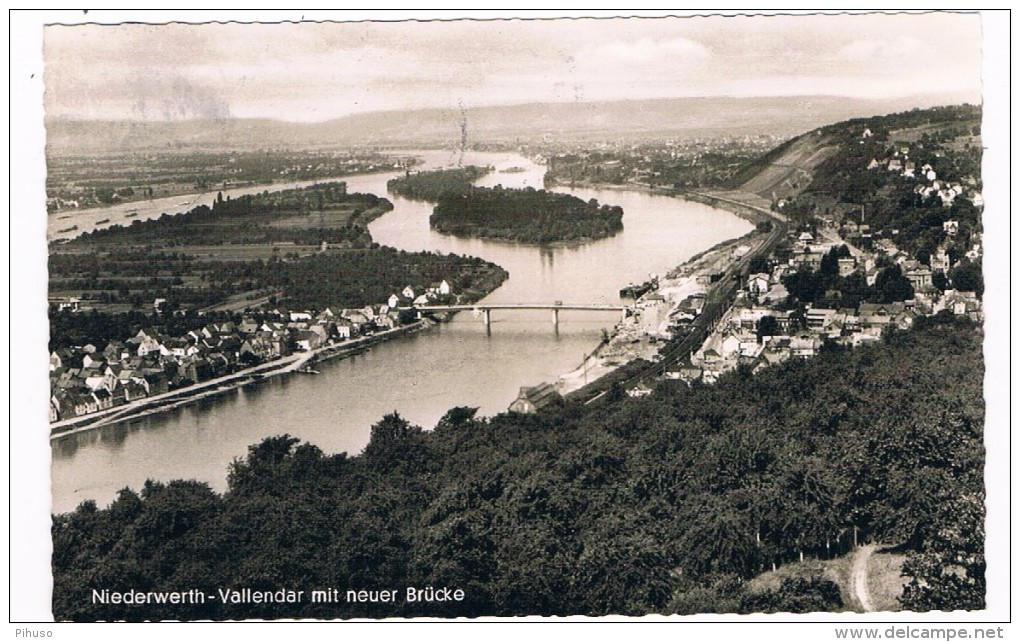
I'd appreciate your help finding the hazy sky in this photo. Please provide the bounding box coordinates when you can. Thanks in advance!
[43,11,984,122]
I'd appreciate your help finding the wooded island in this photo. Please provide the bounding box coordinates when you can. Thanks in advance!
[430,185,624,244]
[387,167,625,244]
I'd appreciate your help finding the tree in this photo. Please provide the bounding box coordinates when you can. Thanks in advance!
[949,261,983,296]
[748,257,771,275]
[741,576,844,613]
[875,265,914,303]
[227,434,302,495]
[435,406,479,433]
[783,271,824,303]
[362,412,429,473]
[820,247,840,276]
[757,315,780,342]
[900,493,985,611]
[606,381,626,403]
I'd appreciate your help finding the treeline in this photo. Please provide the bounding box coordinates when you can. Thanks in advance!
[235,249,509,311]
[430,186,624,244]
[816,104,981,141]
[68,213,375,249]
[386,166,492,201]
[50,251,196,278]
[52,320,983,620]
[62,183,384,248]
[547,148,764,190]
[49,248,267,312]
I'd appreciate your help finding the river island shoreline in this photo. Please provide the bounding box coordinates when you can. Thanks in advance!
[50,182,762,437]
[50,154,764,514]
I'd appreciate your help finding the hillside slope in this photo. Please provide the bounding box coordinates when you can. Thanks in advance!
[729,103,981,206]
[734,130,841,200]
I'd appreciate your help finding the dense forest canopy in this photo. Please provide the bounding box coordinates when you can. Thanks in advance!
[248,248,508,312]
[63,183,385,248]
[386,166,492,201]
[430,186,624,244]
[387,166,625,243]
[53,320,983,620]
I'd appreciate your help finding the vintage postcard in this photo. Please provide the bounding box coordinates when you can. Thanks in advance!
[10,9,1009,632]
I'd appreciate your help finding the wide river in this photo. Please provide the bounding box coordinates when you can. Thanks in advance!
[50,150,752,514]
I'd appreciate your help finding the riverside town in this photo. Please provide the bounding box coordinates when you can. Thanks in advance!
[29,12,997,625]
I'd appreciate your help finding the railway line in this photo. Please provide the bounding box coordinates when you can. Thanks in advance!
[577,196,788,406]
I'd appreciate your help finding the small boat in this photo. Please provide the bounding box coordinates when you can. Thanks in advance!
[124,210,139,218]
[96,218,110,224]
[57,225,78,233]
[296,367,320,375]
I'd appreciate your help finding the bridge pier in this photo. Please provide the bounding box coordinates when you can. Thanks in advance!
[552,308,559,329]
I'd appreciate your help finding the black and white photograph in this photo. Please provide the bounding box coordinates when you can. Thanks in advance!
[9,8,1010,632]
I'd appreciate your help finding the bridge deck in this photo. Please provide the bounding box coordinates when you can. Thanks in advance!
[410,304,626,312]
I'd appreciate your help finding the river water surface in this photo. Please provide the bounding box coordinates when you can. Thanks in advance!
[50,150,752,513]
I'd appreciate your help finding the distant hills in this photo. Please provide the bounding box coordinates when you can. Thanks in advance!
[46,94,977,156]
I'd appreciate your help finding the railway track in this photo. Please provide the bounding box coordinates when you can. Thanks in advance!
[579,205,787,406]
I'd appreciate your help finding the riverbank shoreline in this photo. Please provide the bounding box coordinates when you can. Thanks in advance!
[546,178,779,223]
[49,320,432,440]
[555,188,772,397]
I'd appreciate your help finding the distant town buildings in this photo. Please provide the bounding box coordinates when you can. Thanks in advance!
[49,279,461,423]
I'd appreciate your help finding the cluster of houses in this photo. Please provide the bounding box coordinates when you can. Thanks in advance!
[276,156,411,178]
[616,223,982,394]
[679,232,981,386]
[49,281,455,423]
[864,137,982,209]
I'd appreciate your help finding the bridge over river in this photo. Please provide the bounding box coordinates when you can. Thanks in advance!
[408,303,629,330]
